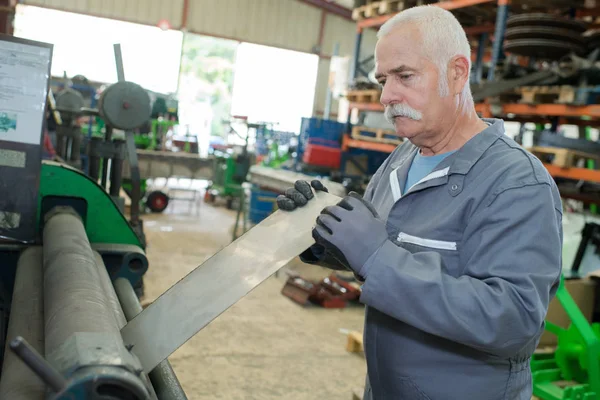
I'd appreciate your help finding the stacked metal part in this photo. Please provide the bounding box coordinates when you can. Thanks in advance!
[504,13,588,60]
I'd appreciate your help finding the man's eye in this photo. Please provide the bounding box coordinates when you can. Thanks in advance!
[400,74,413,80]
[378,80,386,86]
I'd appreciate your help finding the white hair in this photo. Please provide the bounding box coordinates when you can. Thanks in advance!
[377,6,474,115]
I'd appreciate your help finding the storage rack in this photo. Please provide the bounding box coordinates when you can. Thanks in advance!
[351,0,508,83]
[346,0,600,197]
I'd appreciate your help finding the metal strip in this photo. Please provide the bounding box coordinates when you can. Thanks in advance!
[120,191,340,373]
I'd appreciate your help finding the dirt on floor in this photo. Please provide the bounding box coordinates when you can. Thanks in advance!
[140,197,367,400]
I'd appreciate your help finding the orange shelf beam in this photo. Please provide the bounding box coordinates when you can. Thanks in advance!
[476,103,600,119]
[351,103,600,120]
[342,135,397,153]
[357,0,495,29]
[544,164,600,184]
[349,102,384,112]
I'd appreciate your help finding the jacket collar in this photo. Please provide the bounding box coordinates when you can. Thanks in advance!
[389,118,503,176]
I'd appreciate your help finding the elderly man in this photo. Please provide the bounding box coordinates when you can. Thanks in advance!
[277,5,563,400]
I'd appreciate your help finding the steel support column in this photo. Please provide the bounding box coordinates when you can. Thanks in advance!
[487,0,510,81]
[351,28,363,80]
[474,33,488,84]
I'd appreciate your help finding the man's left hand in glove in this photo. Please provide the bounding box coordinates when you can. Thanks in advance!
[313,192,389,280]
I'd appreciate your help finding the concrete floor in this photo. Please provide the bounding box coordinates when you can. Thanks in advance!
[140,195,367,400]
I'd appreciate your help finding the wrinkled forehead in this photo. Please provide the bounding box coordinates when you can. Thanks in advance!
[375,25,430,72]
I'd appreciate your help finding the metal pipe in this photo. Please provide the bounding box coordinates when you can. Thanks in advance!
[0,247,46,400]
[9,336,66,393]
[93,251,128,329]
[114,44,125,82]
[474,33,488,84]
[110,141,125,197]
[351,30,363,81]
[115,278,188,400]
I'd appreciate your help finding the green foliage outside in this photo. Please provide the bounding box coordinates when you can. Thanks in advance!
[179,34,238,138]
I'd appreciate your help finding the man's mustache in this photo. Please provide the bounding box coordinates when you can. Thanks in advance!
[385,104,423,122]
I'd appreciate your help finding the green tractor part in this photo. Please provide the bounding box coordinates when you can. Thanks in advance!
[205,151,250,209]
[531,277,600,400]
[122,178,171,214]
[133,118,178,151]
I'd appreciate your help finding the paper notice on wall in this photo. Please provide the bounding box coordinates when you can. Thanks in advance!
[0,39,51,145]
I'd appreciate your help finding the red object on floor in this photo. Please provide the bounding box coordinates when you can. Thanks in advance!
[302,143,342,169]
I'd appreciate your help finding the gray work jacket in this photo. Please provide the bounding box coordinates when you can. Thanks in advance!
[306,118,563,399]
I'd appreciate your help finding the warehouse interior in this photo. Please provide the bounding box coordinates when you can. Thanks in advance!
[2,0,600,399]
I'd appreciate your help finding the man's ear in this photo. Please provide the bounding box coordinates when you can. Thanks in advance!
[449,55,470,95]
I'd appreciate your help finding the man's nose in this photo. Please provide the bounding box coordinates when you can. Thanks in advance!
[380,81,401,106]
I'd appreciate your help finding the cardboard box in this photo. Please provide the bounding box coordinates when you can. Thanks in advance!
[538,278,596,347]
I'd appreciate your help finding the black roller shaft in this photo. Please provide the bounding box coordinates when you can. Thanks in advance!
[0,247,46,400]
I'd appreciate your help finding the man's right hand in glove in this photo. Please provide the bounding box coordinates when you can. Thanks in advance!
[276,180,328,211]
[276,179,352,273]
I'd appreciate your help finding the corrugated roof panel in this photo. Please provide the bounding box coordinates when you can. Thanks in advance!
[23,0,184,27]
[187,0,322,53]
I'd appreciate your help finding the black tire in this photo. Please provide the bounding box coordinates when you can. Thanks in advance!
[146,191,169,213]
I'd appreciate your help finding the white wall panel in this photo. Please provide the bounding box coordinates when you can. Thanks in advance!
[315,14,379,116]
[23,0,377,117]
[22,0,184,27]
[187,0,322,53]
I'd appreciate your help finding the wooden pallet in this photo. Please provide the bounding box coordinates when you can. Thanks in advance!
[352,0,411,20]
[346,330,364,353]
[517,85,576,105]
[351,126,403,146]
[528,146,600,168]
[345,89,381,103]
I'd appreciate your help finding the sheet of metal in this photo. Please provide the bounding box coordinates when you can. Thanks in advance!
[248,165,347,197]
[121,190,341,373]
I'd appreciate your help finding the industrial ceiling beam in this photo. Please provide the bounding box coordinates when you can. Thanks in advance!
[297,0,353,21]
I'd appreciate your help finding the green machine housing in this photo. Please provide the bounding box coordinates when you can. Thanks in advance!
[0,160,149,324]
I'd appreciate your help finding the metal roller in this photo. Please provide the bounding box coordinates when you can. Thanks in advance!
[93,251,128,329]
[115,278,188,400]
[99,81,152,131]
[43,206,151,399]
[55,88,85,115]
[0,247,46,400]
[43,208,120,352]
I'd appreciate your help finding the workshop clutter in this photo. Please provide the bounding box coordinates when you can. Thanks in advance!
[249,185,279,224]
[298,117,347,169]
[281,273,362,308]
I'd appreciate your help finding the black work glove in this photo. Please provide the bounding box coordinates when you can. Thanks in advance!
[276,180,328,211]
[313,192,388,280]
[276,180,350,272]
